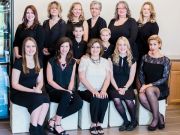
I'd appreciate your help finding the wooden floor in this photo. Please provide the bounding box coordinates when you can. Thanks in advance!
[0,105,180,135]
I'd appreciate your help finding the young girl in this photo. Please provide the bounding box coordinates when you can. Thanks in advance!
[108,36,137,131]
[11,37,49,135]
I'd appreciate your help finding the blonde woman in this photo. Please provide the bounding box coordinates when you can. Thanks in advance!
[108,36,137,131]
[66,2,88,41]
[136,1,159,61]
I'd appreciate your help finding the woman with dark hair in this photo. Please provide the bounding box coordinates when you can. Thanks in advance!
[46,37,83,135]
[13,5,45,60]
[138,35,170,131]
[108,1,138,60]
[11,37,49,135]
[78,38,110,135]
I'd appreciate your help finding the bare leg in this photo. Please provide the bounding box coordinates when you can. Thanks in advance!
[37,103,49,126]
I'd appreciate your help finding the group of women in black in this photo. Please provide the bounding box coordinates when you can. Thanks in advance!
[11,1,170,135]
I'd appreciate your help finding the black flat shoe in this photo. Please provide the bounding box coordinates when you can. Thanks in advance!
[158,114,165,129]
[90,126,98,135]
[147,124,158,131]
[119,121,130,131]
[126,121,138,131]
[38,124,47,135]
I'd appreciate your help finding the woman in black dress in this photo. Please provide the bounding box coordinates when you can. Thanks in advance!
[66,2,88,41]
[136,1,159,61]
[46,37,83,135]
[138,35,170,131]
[87,0,107,39]
[11,37,49,135]
[108,1,138,60]
[108,36,137,131]
[13,5,45,60]
[43,1,66,58]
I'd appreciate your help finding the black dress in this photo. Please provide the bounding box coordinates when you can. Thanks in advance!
[10,58,49,114]
[46,57,83,117]
[139,54,170,100]
[87,16,107,39]
[136,22,159,60]
[66,20,84,40]
[102,44,114,59]
[108,56,136,100]
[13,24,45,60]
[108,18,138,60]
[43,19,66,56]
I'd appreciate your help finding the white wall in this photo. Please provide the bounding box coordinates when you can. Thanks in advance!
[13,0,180,56]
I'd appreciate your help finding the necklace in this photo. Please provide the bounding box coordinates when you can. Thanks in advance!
[90,57,100,64]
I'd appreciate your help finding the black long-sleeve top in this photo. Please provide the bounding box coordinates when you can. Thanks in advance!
[43,19,66,55]
[13,24,45,59]
[87,16,107,40]
[136,22,159,58]
[108,18,138,59]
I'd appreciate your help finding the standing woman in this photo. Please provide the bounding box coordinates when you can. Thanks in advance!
[66,2,88,41]
[13,5,45,60]
[136,1,159,61]
[108,1,138,60]
[43,1,66,58]
[138,35,170,131]
[46,37,83,135]
[11,37,49,135]
[87,0,107,39]
[78,39,110,135]
[108,37,137,131]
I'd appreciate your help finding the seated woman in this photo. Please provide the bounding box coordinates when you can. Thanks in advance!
[78,39,110,135]
[108,37,137,131]
[46,37,83,135]
[11,37,49,135]
[138,35,170,131]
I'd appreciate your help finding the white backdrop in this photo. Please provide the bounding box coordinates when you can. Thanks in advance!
[13,0,180,56]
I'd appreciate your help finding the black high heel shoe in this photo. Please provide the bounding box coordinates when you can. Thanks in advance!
[54,124,68,135]
[147,124,158,131]
[158,114,165,129]
[46,118,55,133]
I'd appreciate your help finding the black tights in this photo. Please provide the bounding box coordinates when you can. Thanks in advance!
[113,98,136,124]
[139,86,164,126]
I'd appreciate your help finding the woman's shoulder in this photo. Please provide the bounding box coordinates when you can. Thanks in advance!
[13,58,23,70]
[58,18,66,24]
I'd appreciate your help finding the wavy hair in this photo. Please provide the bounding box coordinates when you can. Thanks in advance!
[112,36,133,67]
[47,1,62,18]
[67,2,85,21]
[22,37,40,74]
[138,1,156,23]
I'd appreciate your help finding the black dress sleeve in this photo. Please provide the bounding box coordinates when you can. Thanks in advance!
[13,58,22,71]
[138,56,145,85]
[99,17,107,32]
[58,19,67,38]
[42,20,49,48]
[150,22,159,35]
[13,24,23,48]
[128,18,138,45]
[152,57,170,86]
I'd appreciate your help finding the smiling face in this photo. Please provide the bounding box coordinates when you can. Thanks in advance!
[72,4,82,18]
[25,40,37,56]
[100,31,111,42]
[117,39,128,55]
[60,42,70,56]
[90,3,101,17]
[90,42,101,57]
[142,4,151,18]
[26,8,35,23]
[117,3,127,18]
[73,27,84,38]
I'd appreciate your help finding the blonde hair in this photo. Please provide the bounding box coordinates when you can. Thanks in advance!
[22,37,40,74]
[138,1,156,23]
[100,28,111,35]
[148,34,162,49]
[90,0,102,11]
[112,36,133,67]
[47,1,62,18]
[114,1,131,20]
[67,2,85,21]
